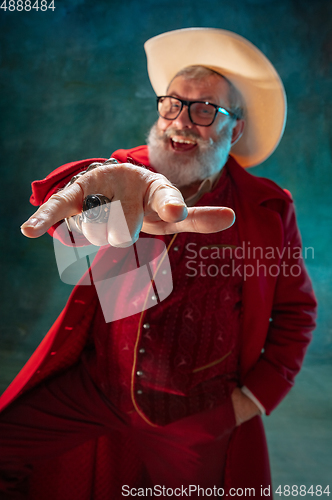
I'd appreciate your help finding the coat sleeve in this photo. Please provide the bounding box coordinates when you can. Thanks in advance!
[29,158,107,244]
[242,199,317,414]
[29,148,148,244]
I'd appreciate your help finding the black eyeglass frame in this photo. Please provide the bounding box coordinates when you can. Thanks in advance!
[156,96,238,127]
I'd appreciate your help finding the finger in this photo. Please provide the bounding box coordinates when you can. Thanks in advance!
[142,206,235,235]
[21,183,84,238]
[147,180,188,223]
[184,207,235,233]
[106,199,144,247]
[81,222,109,246]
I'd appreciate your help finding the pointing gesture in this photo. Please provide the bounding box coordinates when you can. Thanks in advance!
[21,162,235,247]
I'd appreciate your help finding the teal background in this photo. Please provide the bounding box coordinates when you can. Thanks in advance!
[0,0,331,489]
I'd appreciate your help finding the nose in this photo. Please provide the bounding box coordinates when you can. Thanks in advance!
[172,104,193,129]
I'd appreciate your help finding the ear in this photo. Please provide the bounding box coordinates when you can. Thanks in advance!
[231,119,245,146]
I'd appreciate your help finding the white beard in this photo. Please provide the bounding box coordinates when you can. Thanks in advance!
[147,122,233,188]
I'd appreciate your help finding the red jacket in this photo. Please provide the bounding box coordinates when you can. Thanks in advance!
[0,147,317,499]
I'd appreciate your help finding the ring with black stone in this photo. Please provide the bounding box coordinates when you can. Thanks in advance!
[82,194,112,223]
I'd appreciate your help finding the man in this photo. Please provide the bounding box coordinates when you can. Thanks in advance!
[0,28,316,499]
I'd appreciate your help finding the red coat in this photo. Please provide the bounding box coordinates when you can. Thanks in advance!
[0,147,317,499]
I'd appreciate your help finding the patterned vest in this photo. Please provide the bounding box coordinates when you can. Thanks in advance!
[82,166,244,426]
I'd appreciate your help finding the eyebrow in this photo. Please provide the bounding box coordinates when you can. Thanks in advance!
[168,93,220,104]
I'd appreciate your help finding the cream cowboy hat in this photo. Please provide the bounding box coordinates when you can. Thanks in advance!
[144,28,287,168]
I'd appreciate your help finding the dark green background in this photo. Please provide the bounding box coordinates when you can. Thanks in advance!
[0,0,331,488]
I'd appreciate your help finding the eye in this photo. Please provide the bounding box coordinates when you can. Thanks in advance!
[193,103,215,117]
[170,100,181,111]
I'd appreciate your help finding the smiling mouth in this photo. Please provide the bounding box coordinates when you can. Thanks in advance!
[170,136,197,152]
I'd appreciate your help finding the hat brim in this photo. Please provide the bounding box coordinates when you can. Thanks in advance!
[144,28,287,168]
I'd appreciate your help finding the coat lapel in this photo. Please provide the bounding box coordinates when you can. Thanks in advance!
[227,158,291,378]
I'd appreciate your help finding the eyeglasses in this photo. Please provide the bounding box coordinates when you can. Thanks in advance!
[157,96,238,127]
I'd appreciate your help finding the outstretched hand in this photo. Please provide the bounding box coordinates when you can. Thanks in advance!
[21,162,235,246]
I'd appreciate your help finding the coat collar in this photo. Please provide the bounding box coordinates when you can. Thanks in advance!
[225,155,291,206]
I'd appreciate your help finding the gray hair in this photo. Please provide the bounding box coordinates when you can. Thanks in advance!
[168,65,245,120]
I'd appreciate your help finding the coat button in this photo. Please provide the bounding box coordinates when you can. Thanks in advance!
[136,370,143,377]
[173,246,179,251]
[137,389,143,395]
[139,348,145,354]
[143,323,150,329]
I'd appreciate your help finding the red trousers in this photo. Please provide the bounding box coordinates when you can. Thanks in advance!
[0,362,236,499]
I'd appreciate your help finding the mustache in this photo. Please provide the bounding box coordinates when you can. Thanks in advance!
[158,127,212,146]
[163,127,201,141]
[149,122,230,150]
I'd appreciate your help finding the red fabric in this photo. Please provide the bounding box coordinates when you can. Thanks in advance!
[0,362,236,499]
[82,167,244,425]
[0,363,142,499]
[0,146,317,498]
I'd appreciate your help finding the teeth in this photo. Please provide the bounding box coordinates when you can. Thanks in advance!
[172,137,196,144]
